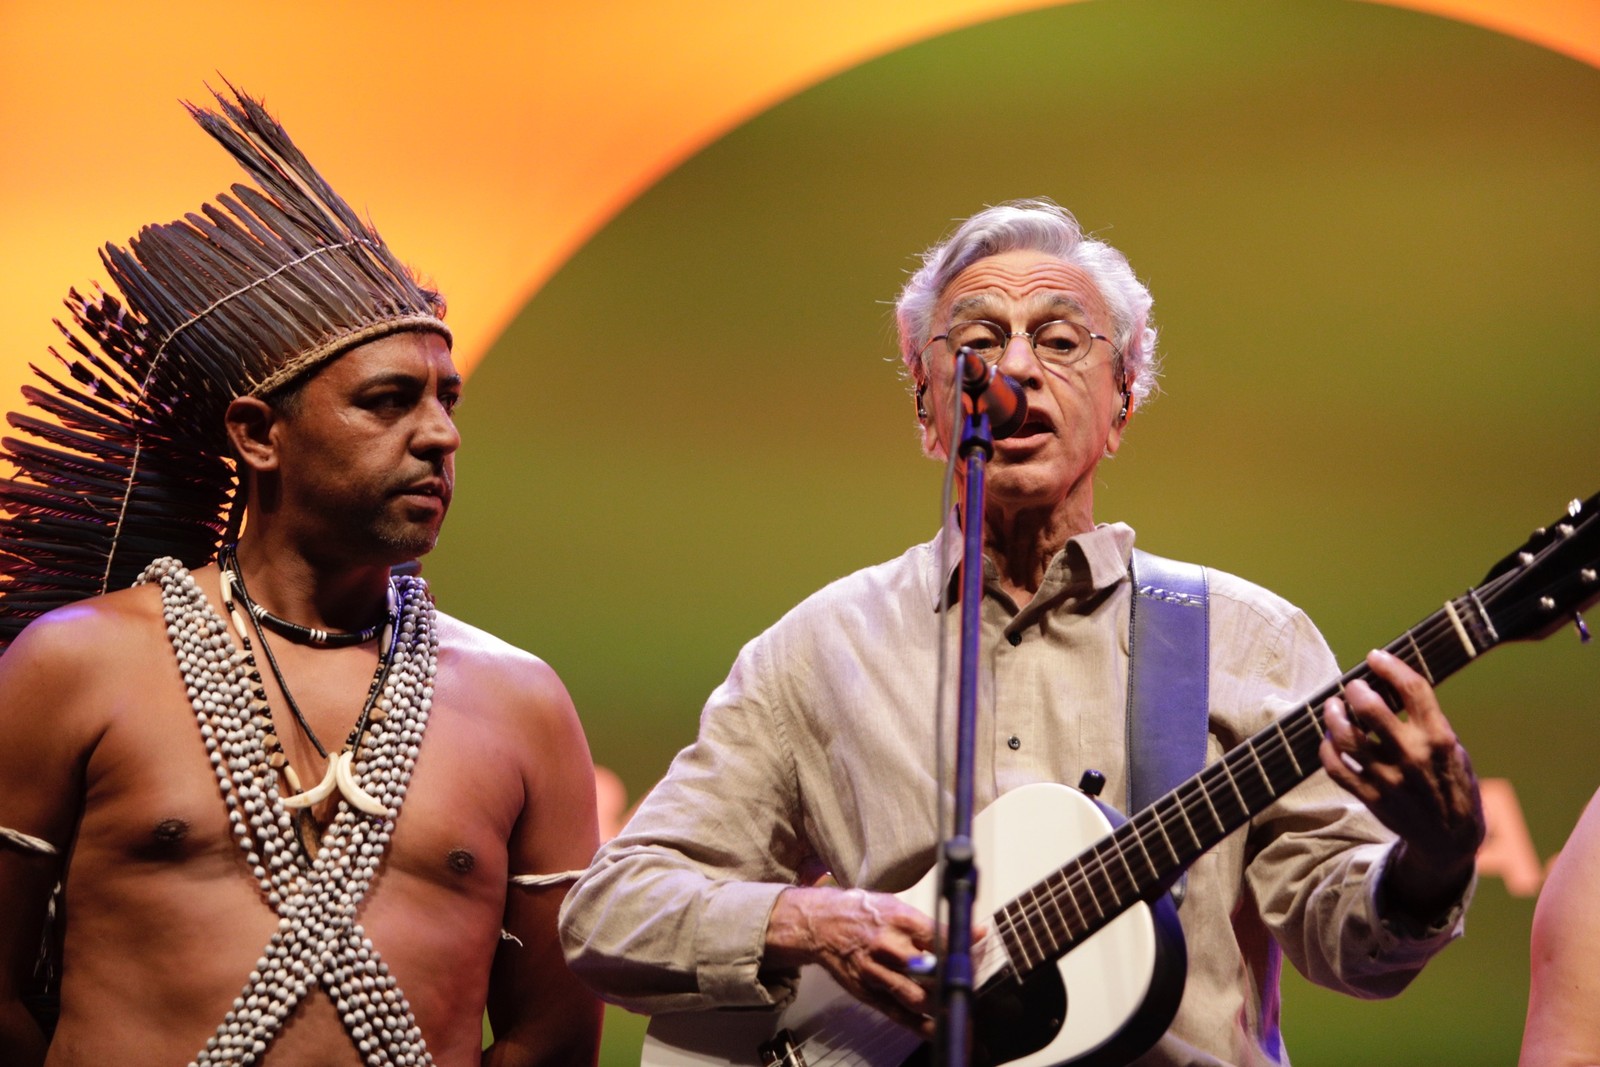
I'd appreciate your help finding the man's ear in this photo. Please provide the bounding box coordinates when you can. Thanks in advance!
[914,376,947,460]
[1106,384,1134,456]
[225,396,281,473]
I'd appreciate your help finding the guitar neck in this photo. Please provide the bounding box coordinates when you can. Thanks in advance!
[993,586,1501,978]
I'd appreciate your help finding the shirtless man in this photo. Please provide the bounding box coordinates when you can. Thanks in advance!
[0,90,601,1067]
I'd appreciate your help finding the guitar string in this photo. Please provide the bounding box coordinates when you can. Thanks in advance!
[1005,550,1591,991]
[1009,525,1575,956]
[999,585,1510,959]
[1010,670,1339,955]
[1008,635,1445,957]
[1014,571,1547,958]
[778,994,924,1067]
[1006,686,1338,957]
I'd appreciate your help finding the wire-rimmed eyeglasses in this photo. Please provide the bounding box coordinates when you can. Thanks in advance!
[919,319,1120,369]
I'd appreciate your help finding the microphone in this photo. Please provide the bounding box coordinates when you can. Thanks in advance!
[958,348,1028,440]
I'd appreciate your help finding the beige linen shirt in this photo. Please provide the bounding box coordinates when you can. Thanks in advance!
[560,523,1466,1065]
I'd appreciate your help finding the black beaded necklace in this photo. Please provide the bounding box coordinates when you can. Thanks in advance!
[219,544,394,648]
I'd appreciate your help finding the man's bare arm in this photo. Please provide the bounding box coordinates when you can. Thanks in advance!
[0,616,96,1066]
[1520,787,1600,1066]
[0,841,57,1067]
[484,658,603,1067]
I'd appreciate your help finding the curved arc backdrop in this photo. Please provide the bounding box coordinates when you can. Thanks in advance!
[0,1,1594,402]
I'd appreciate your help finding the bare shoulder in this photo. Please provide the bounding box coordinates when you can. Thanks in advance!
[431,610,579,730]
[0,584,172,835]
[428,611,597,862]
[0,581,168,692]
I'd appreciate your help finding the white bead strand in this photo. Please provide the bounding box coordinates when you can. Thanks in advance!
[140,559,437,1067]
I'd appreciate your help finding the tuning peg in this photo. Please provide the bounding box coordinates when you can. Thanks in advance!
[1577,612,1592,644]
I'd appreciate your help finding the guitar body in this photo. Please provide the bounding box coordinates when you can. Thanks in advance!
[643,782,1186,1067]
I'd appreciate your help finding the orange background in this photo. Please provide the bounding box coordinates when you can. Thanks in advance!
[1,0,1596,391]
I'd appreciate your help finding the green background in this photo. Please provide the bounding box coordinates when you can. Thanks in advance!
[431,1,1600,1063]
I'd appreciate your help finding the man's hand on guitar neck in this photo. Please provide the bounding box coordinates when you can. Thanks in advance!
[1320,648,1487,922]
[762,885,974,1037]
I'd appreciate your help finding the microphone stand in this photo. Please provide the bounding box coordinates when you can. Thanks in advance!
[935,369,1000,1067]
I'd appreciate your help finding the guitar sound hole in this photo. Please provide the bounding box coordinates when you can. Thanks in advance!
[898,969,1066,1067]
[973,968,1067,1066]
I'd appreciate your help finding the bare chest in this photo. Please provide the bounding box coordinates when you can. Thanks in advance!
[70,649,524,900]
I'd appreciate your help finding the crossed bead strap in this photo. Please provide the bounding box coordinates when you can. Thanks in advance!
[143,559,436,1067]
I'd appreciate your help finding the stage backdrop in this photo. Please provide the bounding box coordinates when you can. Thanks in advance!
[3,2,1597,1065]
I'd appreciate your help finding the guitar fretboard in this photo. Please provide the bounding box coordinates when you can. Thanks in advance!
[991,588,1501,979]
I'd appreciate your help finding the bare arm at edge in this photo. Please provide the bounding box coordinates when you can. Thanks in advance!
[482,651,603,1067]
[1520,787,1600,1067]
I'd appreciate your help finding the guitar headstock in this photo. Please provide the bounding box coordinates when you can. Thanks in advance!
[1479,491,1600,643]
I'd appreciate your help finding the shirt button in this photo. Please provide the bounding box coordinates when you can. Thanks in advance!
[1007,735,1022,750]
[1006,631,1022,646]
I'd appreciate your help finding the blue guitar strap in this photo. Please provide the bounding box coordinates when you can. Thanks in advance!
[1125,549,1210,906]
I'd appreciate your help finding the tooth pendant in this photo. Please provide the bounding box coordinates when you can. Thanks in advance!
[333,750,389,816]
[280,758,336,808]
[280,751,388,817]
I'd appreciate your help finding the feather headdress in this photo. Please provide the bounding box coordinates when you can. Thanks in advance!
[0,85,450,648]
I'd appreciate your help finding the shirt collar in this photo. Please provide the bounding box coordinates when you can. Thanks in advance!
[927,519,1136,611]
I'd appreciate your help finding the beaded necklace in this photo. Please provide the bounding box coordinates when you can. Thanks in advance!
[141,556,437,1067]
[217,545,396,818]
[250,606,385,648]
[220,543,393,649]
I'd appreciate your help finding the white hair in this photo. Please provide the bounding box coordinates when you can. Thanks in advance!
[894,198,1159,405]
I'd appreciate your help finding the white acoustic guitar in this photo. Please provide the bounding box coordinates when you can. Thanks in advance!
[644,492,1600,1067]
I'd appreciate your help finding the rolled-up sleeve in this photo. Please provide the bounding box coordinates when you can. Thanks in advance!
[558,632,809,1014]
